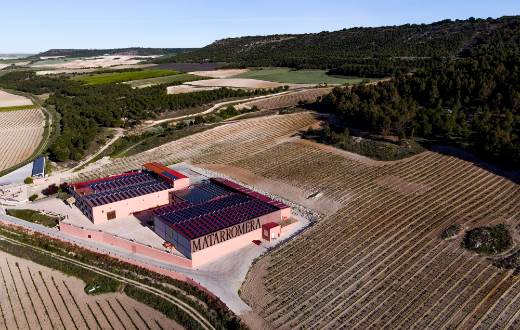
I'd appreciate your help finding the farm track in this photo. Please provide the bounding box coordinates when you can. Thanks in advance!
[74,112,519,329]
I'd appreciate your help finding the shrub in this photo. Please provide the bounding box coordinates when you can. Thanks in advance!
[42,184,59,196]
[24,177,33,184]
[28,194,38,202]
[441,224,461,239]
[462,224,512,254]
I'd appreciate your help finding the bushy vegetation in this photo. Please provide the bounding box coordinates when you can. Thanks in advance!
[441,224,462,239]
[174,17,509,72]
[24,177,33,184]
[303,124,424,161]
[462,224,512,254]
[74,69,181,85]
[28,194,38,201]
[317,17,520,167]
[6,209,59,227]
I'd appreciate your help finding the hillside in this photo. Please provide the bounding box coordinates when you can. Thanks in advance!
[172,16,515,72]
[36,47,197,58]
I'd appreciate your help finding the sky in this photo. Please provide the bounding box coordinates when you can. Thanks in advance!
[1,0,519,53]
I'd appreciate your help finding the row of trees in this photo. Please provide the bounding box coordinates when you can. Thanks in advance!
[0,72,286,162]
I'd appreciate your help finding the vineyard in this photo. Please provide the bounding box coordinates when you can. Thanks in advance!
[236,87,332,111]
[75,112,318,181]
[0,251,180,329]
[76,111,520,329]
[0,109,45,172]
[236,141,520,329]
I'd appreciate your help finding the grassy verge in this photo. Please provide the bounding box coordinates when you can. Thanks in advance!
[234,67,367,84]
[74,69,181,85]
[6,209,60,227]
[0,104,39,112]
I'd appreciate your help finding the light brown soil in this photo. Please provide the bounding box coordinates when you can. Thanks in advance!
[0,90,33,107]
[32,55,157,69]
[186,78,285,89]
[375,175,431,196]
[201,163,342,215]
[189,69,250,78]
[0,250,182,329]
[240,257,274,330]
[166,85,220,94]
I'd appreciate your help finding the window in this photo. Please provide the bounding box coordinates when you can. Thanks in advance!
[107,210,116,220]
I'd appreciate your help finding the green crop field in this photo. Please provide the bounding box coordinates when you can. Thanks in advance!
[0,104,39,112]
[74,69,181,85]
[234,67,367,84]
[126,73,207,88]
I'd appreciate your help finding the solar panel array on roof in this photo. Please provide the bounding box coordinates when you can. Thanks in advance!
[174,182,233,204]
[76,171,173,207]
[155,183,280,240]
[31,156,45,177]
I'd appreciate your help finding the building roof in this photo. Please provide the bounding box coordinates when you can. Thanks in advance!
[262,222,281,230]
[31,156,45,177]
[72,171,173,207]
[143,163,187,183]
[154,180,288,240]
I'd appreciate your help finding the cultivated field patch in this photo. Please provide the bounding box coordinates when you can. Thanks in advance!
[0,90,33,108]
[127,73,205,88]
[189,69,249,78]
[0,250,181,329]
[31,55,157,69]
[74,69,181,85]
[187,78,286,89]
[234,67,366,84]
[0,108,44,172]
[166,85,220,94]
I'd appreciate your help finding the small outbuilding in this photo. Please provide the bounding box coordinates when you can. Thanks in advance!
[262,222,281,241]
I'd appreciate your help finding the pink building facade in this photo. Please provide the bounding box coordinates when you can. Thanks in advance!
[71,163,189,224]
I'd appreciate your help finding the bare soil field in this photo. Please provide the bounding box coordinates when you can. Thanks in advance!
[236,87,333,110]
[31,55,157,69]
[189,69,249,78]
[186,78,287,89]
[0,90,33,107]
[0,250,181,329]
[166,85,220,94]
[0,64,10,70]
[75,111,520,329]
[0,109,44,172]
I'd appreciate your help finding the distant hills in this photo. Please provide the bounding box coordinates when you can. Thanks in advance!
[170,16,519,72]
[36,47,197,58]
